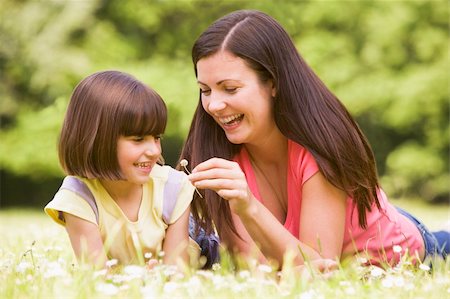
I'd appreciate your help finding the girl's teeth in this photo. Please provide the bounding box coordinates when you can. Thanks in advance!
[135,162,150,168]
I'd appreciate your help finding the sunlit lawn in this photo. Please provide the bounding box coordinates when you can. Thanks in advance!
[1,199,449,298]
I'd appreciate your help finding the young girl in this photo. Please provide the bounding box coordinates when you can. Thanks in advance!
[45,70,196,267]
[181,10,449,268]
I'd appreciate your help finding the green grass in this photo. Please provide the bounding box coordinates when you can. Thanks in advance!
[0,200,449,299]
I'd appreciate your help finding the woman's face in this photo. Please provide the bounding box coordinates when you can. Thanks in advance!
[196,51,277,146]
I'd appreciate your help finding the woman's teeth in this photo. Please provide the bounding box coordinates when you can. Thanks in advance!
[220,114,243,125]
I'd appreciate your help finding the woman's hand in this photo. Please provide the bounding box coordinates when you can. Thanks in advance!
[188,157,256,216]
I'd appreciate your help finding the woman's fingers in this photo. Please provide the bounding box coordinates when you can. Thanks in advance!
[188,168,241,183]
[187,157,254,214]
[191,157,240,173]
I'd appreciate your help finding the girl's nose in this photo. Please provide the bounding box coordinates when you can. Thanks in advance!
[145,140,161,156]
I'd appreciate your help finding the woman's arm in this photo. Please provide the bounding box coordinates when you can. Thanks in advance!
[162,206,190,266]
[300,171,346,259]
[189,158,346,266]
[63,212,107,267]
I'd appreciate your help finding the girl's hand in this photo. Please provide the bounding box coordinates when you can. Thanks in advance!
[146,258,159,269]
[188,158,256,216]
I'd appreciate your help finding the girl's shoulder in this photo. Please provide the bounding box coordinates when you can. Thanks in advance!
[149,164,187,181]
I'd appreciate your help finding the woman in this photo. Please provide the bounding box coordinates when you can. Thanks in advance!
[181,10,449,268]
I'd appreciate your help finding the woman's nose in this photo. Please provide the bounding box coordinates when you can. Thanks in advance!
[205,93,227,114]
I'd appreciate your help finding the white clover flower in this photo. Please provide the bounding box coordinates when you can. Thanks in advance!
[393,276,405,287]
[257,264,273,273]
[187,276,202,290]
[370,266,385,278]
[179,159,203,198]
[238,270,251,279]
[393,245,402,253]
[16,261,32,273]
[196,270,214,279]
[300,289,323,299]
[43,261,67,278]
[211,263,221,271]
[93,269,108,278]
[356,256,368,265]
[119,285,130,291]
[163,265,178,276]
[144,252,152,259]
[232,284,245,293]
[345,287,356,295]
[105,259,118,268]
[419,263,430,271]
[111,274,127,284]
[381,277,394,288]
[96,282,119,296]
[211,275,226,289]
[163,281,179,293]
[123,265,145,278]
[141,285,159,298]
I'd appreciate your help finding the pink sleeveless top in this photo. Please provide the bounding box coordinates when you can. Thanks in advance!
[234,140,424,264]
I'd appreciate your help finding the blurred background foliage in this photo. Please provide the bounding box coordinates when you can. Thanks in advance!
[0,0,448,207]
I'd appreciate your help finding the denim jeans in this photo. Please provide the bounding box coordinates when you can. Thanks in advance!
[396,207,448,260]
[189,215,220,269]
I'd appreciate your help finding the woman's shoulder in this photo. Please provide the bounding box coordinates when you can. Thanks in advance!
[288,140,319,184]
[288,140,316,163]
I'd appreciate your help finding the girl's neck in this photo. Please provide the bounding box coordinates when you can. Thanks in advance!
[99,180,143,221]
[99,180,141,200]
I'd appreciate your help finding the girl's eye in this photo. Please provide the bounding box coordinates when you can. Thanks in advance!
[132,136,144,142]
[155,135,163,141]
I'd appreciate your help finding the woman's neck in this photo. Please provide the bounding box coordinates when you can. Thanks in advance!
[244,131,288,165]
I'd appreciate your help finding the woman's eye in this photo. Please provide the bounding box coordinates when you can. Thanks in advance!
[225,87,237,93]
[200,89,211,96]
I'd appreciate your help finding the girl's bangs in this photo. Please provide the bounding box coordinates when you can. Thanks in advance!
[119,89,167,137]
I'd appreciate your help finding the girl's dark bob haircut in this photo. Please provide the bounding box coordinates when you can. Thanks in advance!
[59,70,167,180]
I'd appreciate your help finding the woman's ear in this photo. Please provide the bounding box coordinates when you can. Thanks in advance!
[271,81,276,97]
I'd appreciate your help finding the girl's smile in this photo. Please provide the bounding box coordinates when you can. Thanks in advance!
[118,135,161,184]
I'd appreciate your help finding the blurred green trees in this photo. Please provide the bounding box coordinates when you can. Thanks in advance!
[0,0,448,206]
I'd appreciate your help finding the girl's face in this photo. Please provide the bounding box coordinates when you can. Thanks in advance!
[196,51,277,146]
[116,135,161,184]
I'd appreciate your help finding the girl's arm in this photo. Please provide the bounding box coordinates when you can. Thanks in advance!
[162,206,190,266]
[189,158,346,266]
[63,212,107,267]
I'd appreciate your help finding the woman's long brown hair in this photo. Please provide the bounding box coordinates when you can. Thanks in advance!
[181,10,381,243]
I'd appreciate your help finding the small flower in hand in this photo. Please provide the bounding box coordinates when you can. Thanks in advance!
[180,159,203,198]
